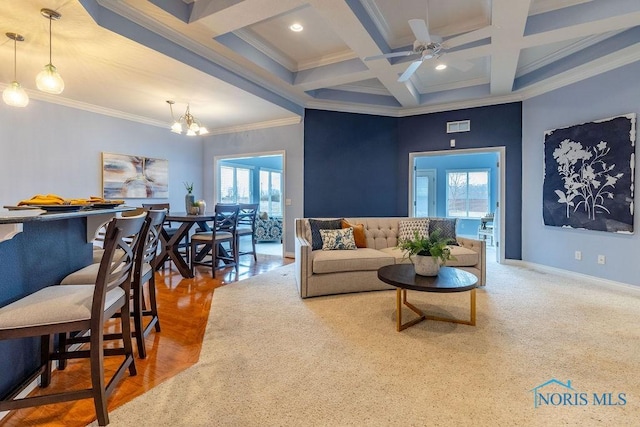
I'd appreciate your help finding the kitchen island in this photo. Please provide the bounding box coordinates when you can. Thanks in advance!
[0,207,134,400]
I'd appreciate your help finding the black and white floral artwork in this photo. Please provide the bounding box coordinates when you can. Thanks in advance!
[543,113,636,233]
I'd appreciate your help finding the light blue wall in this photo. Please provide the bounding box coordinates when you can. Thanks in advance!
[522,60,640,286]
[202,124,304,255]
[0,100,203,211]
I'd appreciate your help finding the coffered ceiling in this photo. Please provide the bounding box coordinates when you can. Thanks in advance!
[1,0,639,134]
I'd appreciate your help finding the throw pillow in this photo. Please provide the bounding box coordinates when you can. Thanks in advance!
[398,218,429,242]
[429,218,458,245]
[309,218,343,250]
[341,219,367,248]
[320,228,357,250]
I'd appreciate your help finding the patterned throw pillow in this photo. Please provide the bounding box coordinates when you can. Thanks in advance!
[429,218,458,245]
[320,228,357,250]
[309,218,343,250]
[398,218,430,242]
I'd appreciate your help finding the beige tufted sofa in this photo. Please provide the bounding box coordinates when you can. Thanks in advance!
[295,217,486,299]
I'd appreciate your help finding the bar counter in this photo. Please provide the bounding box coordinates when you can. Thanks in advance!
[0,207,134,399]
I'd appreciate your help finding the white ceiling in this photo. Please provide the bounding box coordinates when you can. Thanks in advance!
[1,0,639,134]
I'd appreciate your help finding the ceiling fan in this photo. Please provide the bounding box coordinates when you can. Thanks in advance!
[364,18,473,82]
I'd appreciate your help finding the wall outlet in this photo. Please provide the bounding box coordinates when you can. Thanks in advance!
[597,255,606,265]
[574,251,582,261]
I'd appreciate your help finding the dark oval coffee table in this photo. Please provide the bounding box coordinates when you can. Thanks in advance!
[377,264,478,331]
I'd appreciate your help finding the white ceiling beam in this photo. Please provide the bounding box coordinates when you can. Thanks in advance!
[489,0,532,95]
[522,11,640,48]
[309,0,419,107]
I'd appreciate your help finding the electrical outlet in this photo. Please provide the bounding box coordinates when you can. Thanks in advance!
[574,251,582,261]
[597,255,606,265]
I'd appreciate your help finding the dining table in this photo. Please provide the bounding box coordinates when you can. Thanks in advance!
[152,212,216,278]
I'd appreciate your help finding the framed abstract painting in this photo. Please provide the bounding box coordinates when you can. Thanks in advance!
[542,113,636,234]
[102,152,169,199]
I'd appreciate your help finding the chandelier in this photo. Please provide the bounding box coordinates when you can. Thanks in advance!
[167,100,209,136]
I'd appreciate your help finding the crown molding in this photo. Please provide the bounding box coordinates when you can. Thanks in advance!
[205,116,302,136]
[0,85,169,128]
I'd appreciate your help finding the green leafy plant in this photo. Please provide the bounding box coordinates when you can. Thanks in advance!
[184,182,194,193]
[396,229,454,264]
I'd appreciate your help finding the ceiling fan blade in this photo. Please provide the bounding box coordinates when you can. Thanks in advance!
[398,60,423,82]
[408,19,431,44]
[364,51,415,61]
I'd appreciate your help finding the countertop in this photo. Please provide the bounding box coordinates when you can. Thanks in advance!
[0,206,136,225]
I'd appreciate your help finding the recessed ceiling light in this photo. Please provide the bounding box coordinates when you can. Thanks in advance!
[435,64,447,71]
[289,23,303,32]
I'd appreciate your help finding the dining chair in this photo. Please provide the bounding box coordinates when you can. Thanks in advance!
[0,214,146,426]
[190,204,240,277]
[236,203,259,262]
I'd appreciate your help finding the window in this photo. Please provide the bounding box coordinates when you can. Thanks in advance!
[219,165,251,204]
[446,170,489,218]
[259,169,282,217]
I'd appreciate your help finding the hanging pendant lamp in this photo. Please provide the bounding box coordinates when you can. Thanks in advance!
[36,8,64,94]
[2,33,29,108]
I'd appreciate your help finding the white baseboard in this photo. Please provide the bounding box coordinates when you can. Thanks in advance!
[504,259,640,293]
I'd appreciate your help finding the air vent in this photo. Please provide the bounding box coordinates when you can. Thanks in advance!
[447,120,470,133]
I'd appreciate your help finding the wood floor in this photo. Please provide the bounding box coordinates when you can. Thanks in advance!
[0,253,293,427]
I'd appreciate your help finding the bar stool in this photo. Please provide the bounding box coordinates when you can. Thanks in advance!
[60,210,165,359]
[0,214,146,426]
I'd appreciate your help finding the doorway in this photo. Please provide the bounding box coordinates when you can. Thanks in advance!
[408,148,505,263]
[214,151,285,258]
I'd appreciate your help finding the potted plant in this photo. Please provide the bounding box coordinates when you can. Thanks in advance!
[396,230,454,276]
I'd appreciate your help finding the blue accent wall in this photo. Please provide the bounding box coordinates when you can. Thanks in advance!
[304,110,398,217]
[397,103,522,259]
[304,102,522,259]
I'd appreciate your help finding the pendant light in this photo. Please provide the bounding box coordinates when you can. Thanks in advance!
[2,33,29,108]
[36,8,64,94]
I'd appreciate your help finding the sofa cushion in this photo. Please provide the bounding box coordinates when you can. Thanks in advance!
[341,219,367,248]
[320,228,357,250]
[379,245,478,267]
[398,218,429,241]
[428,217,458,245]
[445,245,479,267]
[312,248,394,274]
[309,218,343,250]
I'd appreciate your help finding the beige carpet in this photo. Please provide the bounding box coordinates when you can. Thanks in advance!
[100,261,640,426]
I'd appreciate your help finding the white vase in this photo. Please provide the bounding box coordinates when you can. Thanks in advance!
[413,255,440,276]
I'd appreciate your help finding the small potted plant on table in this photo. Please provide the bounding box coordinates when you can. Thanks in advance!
[397,230,454,276]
